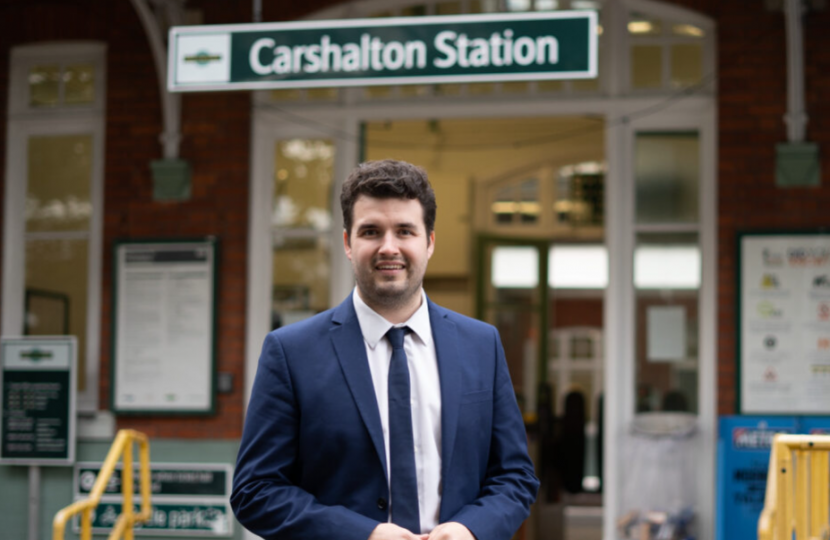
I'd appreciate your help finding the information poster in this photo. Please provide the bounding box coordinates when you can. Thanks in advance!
[113,240,217,414]
[73,462,234,536]
[740,233,830,414]
[0,337,76,465]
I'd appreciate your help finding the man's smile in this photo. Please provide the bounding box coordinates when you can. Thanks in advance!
[376,261,406,273]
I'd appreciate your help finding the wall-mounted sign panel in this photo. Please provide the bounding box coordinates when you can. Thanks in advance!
[739,232,830,414]
[168,11,598,92]
[0,336,77,465]
[113,240,218,414]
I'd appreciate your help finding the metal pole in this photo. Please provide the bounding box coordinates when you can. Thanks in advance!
[783,0,807,142]
[28,465,40,540]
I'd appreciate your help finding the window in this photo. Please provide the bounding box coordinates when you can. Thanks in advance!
[270,139,335,329]
[628,11,707,92]
[2,43,106,412]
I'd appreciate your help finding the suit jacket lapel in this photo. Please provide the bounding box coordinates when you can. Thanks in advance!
[429,301,462,489]
[330,294,388,480]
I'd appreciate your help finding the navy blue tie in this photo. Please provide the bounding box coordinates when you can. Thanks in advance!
[386,326,420,533]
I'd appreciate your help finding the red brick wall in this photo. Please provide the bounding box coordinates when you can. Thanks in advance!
[712,2,830,416]
[551,298,603,329]
[103,0,252,438]
[3,0,830,437]
[628,0,830,415]
[0,0,252,439]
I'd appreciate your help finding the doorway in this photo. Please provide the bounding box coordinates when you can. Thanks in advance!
[364,116,606,539]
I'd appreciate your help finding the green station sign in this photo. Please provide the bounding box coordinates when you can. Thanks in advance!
[73,462,234,537]
[1,337,76,465]
[76,463,230,497]
[169,11,597,92]
[85,502,231,536]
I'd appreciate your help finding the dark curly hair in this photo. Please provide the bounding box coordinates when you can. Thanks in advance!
[340,159,437,239]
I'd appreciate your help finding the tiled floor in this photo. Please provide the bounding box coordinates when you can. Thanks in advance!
[533,503,603,540]
[563,506,603,540]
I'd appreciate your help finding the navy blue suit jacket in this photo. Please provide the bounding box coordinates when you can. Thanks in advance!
[231,295,539,540]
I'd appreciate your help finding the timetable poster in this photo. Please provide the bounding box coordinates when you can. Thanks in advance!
[113,240,217,414]
[740,233,830,414]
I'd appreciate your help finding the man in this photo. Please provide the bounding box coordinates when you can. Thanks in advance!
[231,160,538,540]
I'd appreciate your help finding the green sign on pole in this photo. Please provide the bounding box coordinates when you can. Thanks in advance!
[73,462,234,537]
[85,502,231,535]
[168,11,597,92]
[0,337,77,465]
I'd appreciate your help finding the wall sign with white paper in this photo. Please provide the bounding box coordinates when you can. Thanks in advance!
[112,239,218,414]
[739,232,830,414]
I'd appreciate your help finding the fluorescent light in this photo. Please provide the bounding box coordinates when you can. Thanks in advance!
[628,21,654,34]
[507,0,531,11]
[634,246,700,289]
[673,23,704,38]
[535,0,559,10]
[492,246,539,288]
[549,245,608,289]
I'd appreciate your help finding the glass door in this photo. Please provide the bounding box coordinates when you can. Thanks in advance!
[477,238,549,418]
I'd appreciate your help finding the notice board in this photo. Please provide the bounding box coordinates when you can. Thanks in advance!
[0,336,77,465]
[739,232,830,414]
[112,240,218,414]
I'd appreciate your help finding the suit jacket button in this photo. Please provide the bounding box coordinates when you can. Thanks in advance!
[377,498,387,510]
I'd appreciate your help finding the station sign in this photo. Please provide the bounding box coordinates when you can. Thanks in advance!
[73,462,233,537]
[168,11,597,92]
[1,337,76,465]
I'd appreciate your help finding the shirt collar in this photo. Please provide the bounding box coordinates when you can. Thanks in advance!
[352,288,433,350]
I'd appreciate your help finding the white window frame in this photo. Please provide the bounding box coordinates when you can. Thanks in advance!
[2,42,107,413]
[606,107,717,540]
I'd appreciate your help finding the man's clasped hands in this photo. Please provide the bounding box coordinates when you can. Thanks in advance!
[369,521,476,540]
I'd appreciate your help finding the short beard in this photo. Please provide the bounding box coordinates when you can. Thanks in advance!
[353,266,423,314]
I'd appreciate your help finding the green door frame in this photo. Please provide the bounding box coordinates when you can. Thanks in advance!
[475,234,550,393]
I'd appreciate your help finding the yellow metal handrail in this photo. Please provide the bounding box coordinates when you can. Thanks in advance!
[759,434,830,540]
[53,429,152,540]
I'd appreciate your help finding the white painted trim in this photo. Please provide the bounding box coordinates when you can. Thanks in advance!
[698,97,718,540]
[255,94,713,124]
[625,105,717,540]
[603,112,635,540]
[5,40,107,417]
[330,116,359,305]
[627,0,714,30]
[173,9,598,34]
[244,119,276,411]
[175,70,601,94]
[244,118,356,411]
[8,42,107,118]
[783,0,806,142]
[2,116,105,413]
[1,124,27,341]
[131,0,182,157]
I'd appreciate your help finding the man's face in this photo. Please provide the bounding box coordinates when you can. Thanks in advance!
[344,195,435,312]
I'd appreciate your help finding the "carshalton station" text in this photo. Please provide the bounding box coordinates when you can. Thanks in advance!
[249,29,560,75]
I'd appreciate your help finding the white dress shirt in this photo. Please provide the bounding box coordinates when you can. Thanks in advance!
[353,289,442,534]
